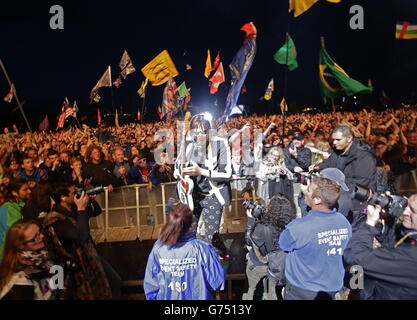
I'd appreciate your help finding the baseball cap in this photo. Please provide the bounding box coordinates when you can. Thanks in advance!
[293,132,304,140]
[320,168,349,192]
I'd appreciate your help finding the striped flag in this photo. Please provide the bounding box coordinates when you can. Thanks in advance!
[396,21,417,39]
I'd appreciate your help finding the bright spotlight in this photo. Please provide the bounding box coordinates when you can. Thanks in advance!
[203,112,213,122]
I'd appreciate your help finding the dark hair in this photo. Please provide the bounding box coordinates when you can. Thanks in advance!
[25,180,52,212]
[261,193,297,234]
[4,178,28,202]
[158,203,193,246]
[190,114,211,132]
[311,176,340,208]
[50,182,74,205]
[47,149,59,158]
[333,125,353,138]
[21,154,32,162]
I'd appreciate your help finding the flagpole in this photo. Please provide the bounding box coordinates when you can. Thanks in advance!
[0,58,33,135]
[282,32,289,138]
[140,86,146,124]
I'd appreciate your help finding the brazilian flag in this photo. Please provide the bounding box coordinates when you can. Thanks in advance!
[319,40,372,98]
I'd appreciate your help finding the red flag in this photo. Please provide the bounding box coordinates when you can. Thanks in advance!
[209,62,225,94]
[97,108,101,125]
[157,105,163,120]
[212,51,220,71]
[64,107,73,119]
[240,22,257,44]
[57,112,65,129]
[137,110,141,121]
[38,115,49,131]
[241,85,247,94]
[113,76,122,88]
[3,84,15,103]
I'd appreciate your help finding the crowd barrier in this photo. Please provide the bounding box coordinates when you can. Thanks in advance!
[90,179,260,243]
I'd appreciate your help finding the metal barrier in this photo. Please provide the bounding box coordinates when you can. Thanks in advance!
[90,179,260,243]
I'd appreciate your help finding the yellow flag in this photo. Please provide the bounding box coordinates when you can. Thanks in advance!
[115,109,120,128]
[137,78,148,97]
[141,50,179,86]
[204,49,212,78]
[289,0,341,18]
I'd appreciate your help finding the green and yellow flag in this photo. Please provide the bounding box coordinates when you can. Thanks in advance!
[177,82,188,98]
[319,38,372,98]
[141,50,179,86]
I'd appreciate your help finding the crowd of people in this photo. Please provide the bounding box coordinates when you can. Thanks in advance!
[0,105,416,300]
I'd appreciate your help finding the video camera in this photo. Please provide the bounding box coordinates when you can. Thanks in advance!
[242,200,265,220]
[75,185,105,199]
[353,185,408,218]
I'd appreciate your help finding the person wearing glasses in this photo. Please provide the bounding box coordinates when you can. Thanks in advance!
[174,113,232,245]
[0,178,32,262]
[0,220,56,300]
[130,152,161,191]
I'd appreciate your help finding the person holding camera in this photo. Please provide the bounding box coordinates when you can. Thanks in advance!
[343,193,417,299]
[242,193,297,300]
[42,182,120,299]
[279,176,352,300]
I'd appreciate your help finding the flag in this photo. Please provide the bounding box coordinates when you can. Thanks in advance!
[137,78,149,98]
[141,50,179,86]
[273,33,298,71]
[72,101,79,117]
[212,51,220,71]
[241,85,247,94]
[137,110,141,121]
[113,76,122,88]
[38,115,49,131]
[89,66,112,103]
[219,22,257,126]
[57,112,65,129]
[157,105,163,120]
[186,64,192,70]
[97,108,101,125]
[93,93,101,103]
[177,82,188,98]
[64,107,73,119]
[280,97,288,114]
[162,75,178,122]
[209,62,225,94]
[319,38,372,98]
[119,50,136,79]
[264,78,274,100]
[396,21,417,39]
[204,49,212,78]
[289,0,341,18]
[115,109,120,127]
[3,84,15,103]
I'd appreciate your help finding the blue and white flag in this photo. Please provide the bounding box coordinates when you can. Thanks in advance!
[219,22,257,126]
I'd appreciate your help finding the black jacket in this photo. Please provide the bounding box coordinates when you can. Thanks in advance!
[318,138,377,192]
[343,223,417,299]
[84,159,118,187]
[283,145,312,172]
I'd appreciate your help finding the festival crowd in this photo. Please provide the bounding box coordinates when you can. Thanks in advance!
[0,105,416,300]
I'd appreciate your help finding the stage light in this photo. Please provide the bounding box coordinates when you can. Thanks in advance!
[203,112,213,122]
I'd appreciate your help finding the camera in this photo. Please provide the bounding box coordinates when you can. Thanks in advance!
[242,200,265,220]
[352,185,408,218]
[292,172,317,185]
[75,185,105,199]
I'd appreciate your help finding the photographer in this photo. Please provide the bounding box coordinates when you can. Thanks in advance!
[242,193,297,300]
[279,176,352,300]
[43,183,120,299]
[343,193,417,299]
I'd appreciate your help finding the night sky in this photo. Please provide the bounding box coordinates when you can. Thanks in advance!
[0,0,416,130]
